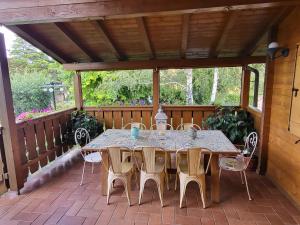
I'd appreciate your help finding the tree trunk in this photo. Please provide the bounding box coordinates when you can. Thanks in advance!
[210,68,219,103]
[186,69,193,104]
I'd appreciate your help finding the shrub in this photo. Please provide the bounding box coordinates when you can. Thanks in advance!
[203,107,255,144]
[65,110,104,146]
[11,72,51,115]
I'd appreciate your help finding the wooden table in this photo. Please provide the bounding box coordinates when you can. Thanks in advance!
[82,129,239,203]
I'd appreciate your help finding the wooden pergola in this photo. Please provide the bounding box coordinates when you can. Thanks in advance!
[0,0,299,207]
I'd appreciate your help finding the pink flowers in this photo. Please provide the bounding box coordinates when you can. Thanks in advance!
[16,107,53,121]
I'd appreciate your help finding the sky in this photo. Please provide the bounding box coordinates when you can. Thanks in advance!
[0,26,16,53]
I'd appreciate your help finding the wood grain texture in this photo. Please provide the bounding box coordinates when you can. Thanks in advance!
[265,8,300,207]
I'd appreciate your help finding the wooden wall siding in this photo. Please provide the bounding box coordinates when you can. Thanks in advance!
[247,106,262,136]
[16,108,75,181]
[266,8,300,206]
[84,105,216,130]
[6,7,287,64]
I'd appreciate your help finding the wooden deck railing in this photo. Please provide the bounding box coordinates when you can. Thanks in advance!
[16,108,76,182]
[84,105,216,130]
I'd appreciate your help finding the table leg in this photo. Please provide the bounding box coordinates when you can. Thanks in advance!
[211,154,220,203]
[101,151,108,196]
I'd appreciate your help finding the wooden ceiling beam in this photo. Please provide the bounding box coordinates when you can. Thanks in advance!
[63,56,266,71]
[210,11,239,57]
[54,22,102,62]
[136,17,155,59]
[181,14,190,58]
[8,25,73,63]
[1,0,300,25]
[240,7,293,56]
[91,20,125,61]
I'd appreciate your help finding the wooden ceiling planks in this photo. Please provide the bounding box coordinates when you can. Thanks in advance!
[6,5,292,64]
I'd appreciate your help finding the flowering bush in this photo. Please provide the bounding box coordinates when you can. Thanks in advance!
[16,107,53,121]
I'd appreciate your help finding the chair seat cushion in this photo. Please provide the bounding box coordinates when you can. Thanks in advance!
[84,152,101,163]
[219,157,246,171]
[178,163,204,175]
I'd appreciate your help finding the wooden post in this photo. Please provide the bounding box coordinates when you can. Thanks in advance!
[152,68,160,121]
[0,33,24,191]
[74,71,83,110]
[258,28,276,175]
[241,66,250,109]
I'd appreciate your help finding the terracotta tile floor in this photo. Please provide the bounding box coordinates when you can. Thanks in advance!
[0,155,299,225]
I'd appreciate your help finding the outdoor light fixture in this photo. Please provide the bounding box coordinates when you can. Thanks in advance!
[267,42,289,60]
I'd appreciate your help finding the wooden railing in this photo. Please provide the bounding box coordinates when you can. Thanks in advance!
[16,108,75,182]
[247,106,262,135]
[84,105,216,130]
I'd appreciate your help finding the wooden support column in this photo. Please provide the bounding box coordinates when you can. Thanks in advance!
[152,69,160,120]
[0,33,24,191]
[241,66,251,108]
[258,28,276,175]
[74,71,83,110]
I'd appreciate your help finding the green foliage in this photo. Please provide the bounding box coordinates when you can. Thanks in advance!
[204,107,255,144]
[8,37,75,115]
[65,111,104,146]
[11,72,52,115]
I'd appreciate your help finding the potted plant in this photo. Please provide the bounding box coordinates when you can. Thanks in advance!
[64,110,104,146]
[203,107,258,170]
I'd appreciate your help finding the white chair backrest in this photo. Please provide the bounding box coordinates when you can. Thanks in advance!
[177,123,202,130]
[74,128,90,146]
[150,123,173,130]
[245,132,258,159]
[176,148,212,175]
[107,146,130,174]
[140,147,165,173]
[123,122,146,130]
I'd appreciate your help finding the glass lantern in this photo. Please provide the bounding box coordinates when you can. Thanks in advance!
[155,105,168,134]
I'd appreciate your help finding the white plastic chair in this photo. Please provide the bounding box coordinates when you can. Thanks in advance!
[219,132,258,200]
[102,146,135,206]
[75,128,101,186]
[176,123,202,130]
[175,148,212,208]
[134,147,167,207]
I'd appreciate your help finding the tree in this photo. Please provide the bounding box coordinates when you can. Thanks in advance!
[185,69,193,104]
[210,68,219,103]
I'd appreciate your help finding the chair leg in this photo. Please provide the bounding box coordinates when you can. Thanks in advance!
[243,171,252,200]
[158,173,165,207]
[179,177,187,208]
[91,163,94,174]
[165,171,170,191]
[240,171,244,184]
[199,177,207,209]
[139,174,145,205]
[80,161,86,186]
[124,176,132,206]
[219,168,222,179]
[107,176,113,205]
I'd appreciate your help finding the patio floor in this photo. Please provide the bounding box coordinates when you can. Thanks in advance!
[0,155,299,225]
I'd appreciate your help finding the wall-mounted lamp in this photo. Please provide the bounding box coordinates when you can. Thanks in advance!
[267,42,289,60]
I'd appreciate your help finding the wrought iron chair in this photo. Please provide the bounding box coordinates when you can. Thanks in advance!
[134,146,167,207]
[102,146,135,206]
[175,148,212,208]
[75,128,101,186]
[219,132,258,200]
[176,123,202,130]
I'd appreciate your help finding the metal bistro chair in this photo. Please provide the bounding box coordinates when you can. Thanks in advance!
[150,123,174,130]
[122,122,147,163]
[219,132,258,200]
[175,147,212,208]
[75,128,101,186]
[176,123,202,130]
[102,146,135,206]
[122,122,147,130]
[135,146,167,207]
